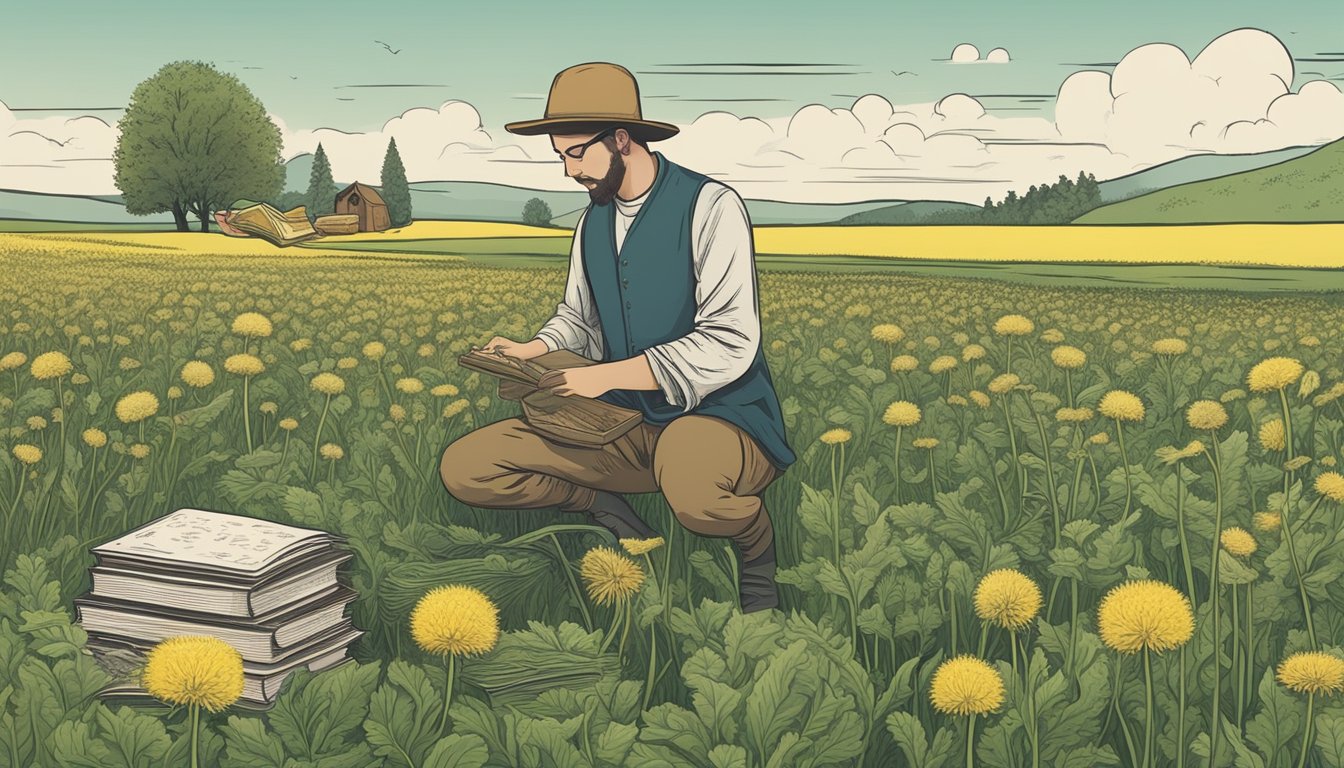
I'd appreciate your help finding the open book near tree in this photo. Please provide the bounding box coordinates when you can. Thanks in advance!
[457,347,643,446]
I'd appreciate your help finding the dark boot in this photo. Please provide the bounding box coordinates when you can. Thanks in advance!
[581,489,659,541]
[736,538,779,613]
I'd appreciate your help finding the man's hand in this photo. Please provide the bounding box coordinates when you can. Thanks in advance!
[476,336,545,360]
[536,366,610,399]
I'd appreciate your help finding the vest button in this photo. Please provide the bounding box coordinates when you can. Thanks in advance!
[625,300,631,309]
[622,260,628,266]
[622,279,629,287]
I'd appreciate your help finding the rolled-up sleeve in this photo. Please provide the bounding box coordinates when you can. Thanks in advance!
[643,184,760,412]
[533,209,604,359]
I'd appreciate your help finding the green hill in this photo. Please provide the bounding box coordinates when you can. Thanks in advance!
[1076,137,1344,224]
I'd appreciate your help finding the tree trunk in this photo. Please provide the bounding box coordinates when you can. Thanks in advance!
[198,202,210,232]
[171,201,189,232]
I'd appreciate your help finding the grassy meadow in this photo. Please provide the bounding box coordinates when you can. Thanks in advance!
[3,225,1344,767]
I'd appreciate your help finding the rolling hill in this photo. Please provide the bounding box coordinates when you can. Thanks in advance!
[1075,137,1344,224]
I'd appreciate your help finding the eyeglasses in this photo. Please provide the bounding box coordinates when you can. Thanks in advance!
[561,127,618,160]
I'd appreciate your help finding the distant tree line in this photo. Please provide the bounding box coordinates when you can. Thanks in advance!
[924,171,1103,224]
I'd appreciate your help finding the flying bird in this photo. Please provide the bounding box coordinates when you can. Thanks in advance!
[891,70,918,77]
[290,75,298,79]
[375,40,402,55]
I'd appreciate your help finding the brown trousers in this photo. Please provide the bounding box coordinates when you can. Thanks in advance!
[439,414,781,561]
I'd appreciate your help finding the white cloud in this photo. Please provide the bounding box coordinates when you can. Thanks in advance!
[950,44,1011,63]
[0,101,119,194]
[2,28,1341,205]
[1055,27,1344,165]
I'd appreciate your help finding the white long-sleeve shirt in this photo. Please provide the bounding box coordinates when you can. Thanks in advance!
[532,180,761,413]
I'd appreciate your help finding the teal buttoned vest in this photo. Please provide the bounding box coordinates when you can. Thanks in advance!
[582,151,796,473]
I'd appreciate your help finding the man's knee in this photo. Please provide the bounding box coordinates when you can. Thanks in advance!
[439,419,519,506]
[654,417,746,534]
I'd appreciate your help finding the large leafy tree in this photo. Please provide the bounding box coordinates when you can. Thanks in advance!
[114,60,284,232]
[379,137,412,227]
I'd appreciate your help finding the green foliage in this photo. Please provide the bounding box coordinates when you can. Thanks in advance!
[380,137,413,227]
[522,198,553,227]
[113,60,284,231]
[306,143,339,220]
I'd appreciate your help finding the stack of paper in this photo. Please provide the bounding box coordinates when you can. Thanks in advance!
[75,508,363,707]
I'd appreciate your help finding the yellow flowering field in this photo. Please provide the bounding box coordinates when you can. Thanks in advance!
[4,233,1344,767]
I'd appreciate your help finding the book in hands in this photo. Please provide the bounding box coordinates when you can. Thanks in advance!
[457,347,644,446]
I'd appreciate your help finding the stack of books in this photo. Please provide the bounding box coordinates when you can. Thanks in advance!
[216,202,322,246]
[75,508,362,707]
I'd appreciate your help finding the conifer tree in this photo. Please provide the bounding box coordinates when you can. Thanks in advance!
[380,137,413,227]
[306,143,337,221]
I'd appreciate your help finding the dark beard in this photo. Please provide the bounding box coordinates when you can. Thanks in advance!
[579,139,626,206]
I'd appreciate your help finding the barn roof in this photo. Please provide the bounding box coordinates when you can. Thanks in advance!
[336,181,386,206]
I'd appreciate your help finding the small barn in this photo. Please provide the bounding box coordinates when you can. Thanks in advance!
[334,181,391,232]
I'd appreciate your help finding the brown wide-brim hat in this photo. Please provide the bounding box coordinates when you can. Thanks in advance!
[505,62,679,143]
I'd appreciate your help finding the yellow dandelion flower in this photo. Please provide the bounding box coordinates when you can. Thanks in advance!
[1041,328,1065,344]
[311,372,345,396]
[12,444,41,465]
[1248,357,1305,392]
[1051,345,1087,369]
[319,443,344,461]
[1315,472,1344,503]
[167,386,183,401]
[390,404,407,423]
[912,437,940,449]
[1099,390,1145,422]
[947,394,969,407]
[1055,407,1094,423]
[130,443,151,459]
[962,344,986,362]
[0,351,28,371]
[26,416,46,431]
[396,377,425,394]
[929,655,1005,716]
[930,355,958,374]
[993,314,1034,336]
[1097,580,1194,654]
[336,356,359,370]
[1277,652,1344,696]
[443,399,471,419]
[1220,527,1257,558]
[871,324,905,344]
[820,428,852,445]
[1152,338,1189,356]
[290,338,313,353]
[883,401,921,427]
[362,341,387,360]
[1259,418,1286,452]
[891,355,920,373]
[410,585,501,657]
[1186,400,1229,431]
[30,351,72,380]
[231,312,272,338]
[278,417,299,431]
[431,383,459,397]
[223,354,265,377]
[987,373,1020,394]
[1253,511,1282,532]
[115,391,160,423]
[82,428,107,448]
[580,546,645,607]
[620,537,665,556]
[142,636,245,712]
[259,401,278,415]
[70,372,90,385]
[969,391,991,409]
[973,569,1042,631]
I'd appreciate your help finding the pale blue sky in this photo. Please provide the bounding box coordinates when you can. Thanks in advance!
[2,0,1341,201]
[3,0,1338,133]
